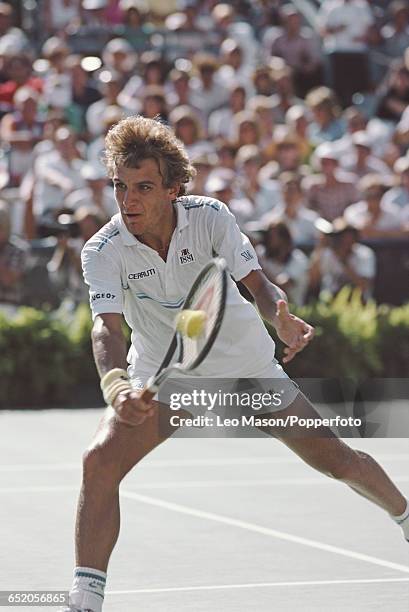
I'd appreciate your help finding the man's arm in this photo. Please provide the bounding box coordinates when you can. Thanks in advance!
[241,269,314,363]
[92,313,128,377]
[92,313,154,425]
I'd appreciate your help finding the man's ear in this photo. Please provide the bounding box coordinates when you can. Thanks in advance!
[168,184,181,200]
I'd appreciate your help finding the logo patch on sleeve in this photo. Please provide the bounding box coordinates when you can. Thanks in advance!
[241,250,254,262]
[178,248,195,264]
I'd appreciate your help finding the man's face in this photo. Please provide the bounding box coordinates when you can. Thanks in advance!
[113,158,179,237]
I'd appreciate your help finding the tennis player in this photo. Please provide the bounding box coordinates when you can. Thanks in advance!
[60,116,409,612]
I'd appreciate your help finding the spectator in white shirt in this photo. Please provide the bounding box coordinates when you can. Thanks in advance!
[255,220,310,306]
[381,156,409,212]
[258,172,319,248]
[189,53,229,124]
[317,0,374,106]
[32,126,86,223]
[208,83,246,139]
[341,131,391,179]
[344,173,405,239]
[309,216,376,299]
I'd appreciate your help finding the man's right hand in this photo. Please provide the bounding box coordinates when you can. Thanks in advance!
[112,389,155,426]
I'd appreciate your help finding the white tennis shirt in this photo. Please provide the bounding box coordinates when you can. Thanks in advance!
[81,195,276,378]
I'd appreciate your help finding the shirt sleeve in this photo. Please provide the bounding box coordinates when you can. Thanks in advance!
[208,200,261,281]
[81,244,123,320]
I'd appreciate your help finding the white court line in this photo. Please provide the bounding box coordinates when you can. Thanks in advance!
[120,490,409,574]
[1,474,409,493]
[106,576,409,596]
[0,453,408,472]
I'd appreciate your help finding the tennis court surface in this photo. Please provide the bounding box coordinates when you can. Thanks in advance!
[1,406,408,612]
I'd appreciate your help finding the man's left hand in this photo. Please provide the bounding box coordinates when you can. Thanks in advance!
[274,300,315,363]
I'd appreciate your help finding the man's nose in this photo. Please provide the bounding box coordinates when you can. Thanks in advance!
[123,190,141,210]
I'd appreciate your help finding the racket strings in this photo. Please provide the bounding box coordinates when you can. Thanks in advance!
[181,268,225,369]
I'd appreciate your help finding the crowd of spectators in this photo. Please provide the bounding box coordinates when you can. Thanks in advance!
[0,0,408,312]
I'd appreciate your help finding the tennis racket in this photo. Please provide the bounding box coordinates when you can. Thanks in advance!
[140,257,227,402]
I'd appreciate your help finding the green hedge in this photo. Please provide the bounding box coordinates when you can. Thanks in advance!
[0,290,408,407]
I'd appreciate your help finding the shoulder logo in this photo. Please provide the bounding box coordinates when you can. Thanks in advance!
[241,249,254,262]
[178,248,195,265]
[128,268,156,280]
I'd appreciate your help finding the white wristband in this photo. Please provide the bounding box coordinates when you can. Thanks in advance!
[100,368,132,406]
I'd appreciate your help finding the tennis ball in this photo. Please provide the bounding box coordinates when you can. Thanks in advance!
[175,309,207,338]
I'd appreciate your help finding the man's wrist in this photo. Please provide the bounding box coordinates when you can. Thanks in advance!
[100,368,132,406]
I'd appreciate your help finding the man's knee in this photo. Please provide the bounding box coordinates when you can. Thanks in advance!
[82,445,119,485]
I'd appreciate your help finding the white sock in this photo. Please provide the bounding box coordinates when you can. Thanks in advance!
[391,500,409,541]
[69,566,107,612]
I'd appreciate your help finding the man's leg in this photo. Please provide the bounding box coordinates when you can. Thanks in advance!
[67,402,181,611]
[256,392,407,517]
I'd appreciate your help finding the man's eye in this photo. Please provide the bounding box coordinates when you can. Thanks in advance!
[114,182,126,191]
[140,185,152,191]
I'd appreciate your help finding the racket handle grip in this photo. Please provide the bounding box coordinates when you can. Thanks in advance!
[140,375,159,403]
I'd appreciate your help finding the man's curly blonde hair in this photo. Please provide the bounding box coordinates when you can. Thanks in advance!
[104,115,196,197]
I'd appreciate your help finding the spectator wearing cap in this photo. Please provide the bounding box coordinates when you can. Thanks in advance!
[86,69,124,137]
[309,216,376,299]
[306,86,345,145]
[255,220,310,306]
[258,172,319,249]
[101,38,137,87]
[41,37,71,110]
[82,0,110,26]
[269,66,302,124]
[0,87,44,186]
[205,167,253,229]
[382,2,409,60]
[304,142,359,221]
[208,83,246,140]
[344,173,405,239]
[270,4,323,98]
[317,0,374,107]
[65,162,117,219]
[231,110,261,150]
[252,65,274,97]
[235,144,282,224]
[186,152,216,197]
[341,131,391,179]
[381,156,409,212]
[169,105,213,161]
[217,39,253,94]
[189,53,229,123]
[376,61,409,124]
[0,200,27,307]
